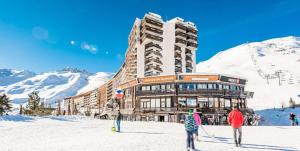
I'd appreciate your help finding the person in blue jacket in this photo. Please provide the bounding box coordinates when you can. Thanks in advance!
[184,109,197,151]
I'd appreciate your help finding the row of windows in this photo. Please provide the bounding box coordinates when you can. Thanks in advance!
[140,97,172,108]
[139,83,244,91]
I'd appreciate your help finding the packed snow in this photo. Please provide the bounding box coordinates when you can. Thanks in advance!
[0,116,299,151]
[197,36,300,110]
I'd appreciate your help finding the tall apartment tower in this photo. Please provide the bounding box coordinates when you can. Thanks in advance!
[115,13,198,85]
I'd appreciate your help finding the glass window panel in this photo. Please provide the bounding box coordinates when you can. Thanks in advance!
[151,99,155,108]
[155,98,160,108]
[166,97,171,107]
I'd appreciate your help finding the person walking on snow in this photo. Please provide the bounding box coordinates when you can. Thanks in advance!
[115,110,122,132]
[192,109,202,141]
[228,106,244,147]
[289,113,296,126]
[185,109,197,151]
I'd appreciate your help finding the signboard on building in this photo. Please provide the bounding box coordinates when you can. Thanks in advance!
[219,76,246,85]
[118,80,138,89]
[139,75,176,84]
[178,75,219,82]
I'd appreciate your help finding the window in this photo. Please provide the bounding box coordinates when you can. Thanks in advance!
[151,99,155,108]
[218,84,223,90]
[161,84,166,90]
[197,84,207,89]
[155,98,160,108]
[208,98,214,108]
[178,97,186,107]
[187,83,196,90]
[187,97,197,107]
[208,84,213,89]
[198,97,208,108]
[166,97,171,107]
[151,85,160,91]
[161,98,166,108]
[225,99,231,107]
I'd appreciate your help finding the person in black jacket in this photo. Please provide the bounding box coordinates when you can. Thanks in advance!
[116,110,122,132]
[290,113,296,126]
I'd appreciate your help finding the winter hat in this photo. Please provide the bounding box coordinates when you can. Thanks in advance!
[188,109,193,115]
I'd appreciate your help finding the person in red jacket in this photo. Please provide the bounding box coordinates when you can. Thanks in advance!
[228,106,244,147]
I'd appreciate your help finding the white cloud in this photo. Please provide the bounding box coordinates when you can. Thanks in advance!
[80,42,98,54]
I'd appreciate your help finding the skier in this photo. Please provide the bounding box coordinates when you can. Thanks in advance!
[228,106,244,147]
[184,109,197,151]
[115,110,122,132]
[192,109,202,141]
[289,113,296,126]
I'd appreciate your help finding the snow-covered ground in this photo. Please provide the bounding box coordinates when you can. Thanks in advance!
[0,116,299,151]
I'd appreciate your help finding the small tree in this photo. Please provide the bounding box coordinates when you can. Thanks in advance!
[0,94,12,116]
[289,97,296,109]
[27,91,41,110]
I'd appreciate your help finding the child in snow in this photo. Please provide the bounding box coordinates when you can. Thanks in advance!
[192,109,202,141]
[228,106,244,147]
[184,109,197,151]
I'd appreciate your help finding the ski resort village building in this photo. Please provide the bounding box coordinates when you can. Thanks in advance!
[62,13,253,123]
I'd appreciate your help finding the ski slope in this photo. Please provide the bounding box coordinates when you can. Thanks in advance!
[197,36,300,110]
[0,116,299,151]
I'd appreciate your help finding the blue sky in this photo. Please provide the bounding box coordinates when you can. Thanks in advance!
[0,0,299,73]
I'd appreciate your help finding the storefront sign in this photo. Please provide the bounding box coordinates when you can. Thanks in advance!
[179,75,219,82]
[118,80,138,89]
[219,76,246,85]
[139,75,176,84]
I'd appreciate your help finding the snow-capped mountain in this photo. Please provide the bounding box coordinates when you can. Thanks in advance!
[197,36,300,110]
[0,68,112,106]
[0,69,36,86]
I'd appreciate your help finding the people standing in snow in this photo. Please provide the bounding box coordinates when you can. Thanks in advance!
[228,106,244,147]
[115,110,122,132]
[192,109,202,142]
[289,113,296,126]
[184,109,197,151]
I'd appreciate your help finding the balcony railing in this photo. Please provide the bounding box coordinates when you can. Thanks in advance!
[145,42,162,50]
[144,17,163,28]
[154,66,163,72]
[187,42,198,48]
[175,38,187,45]
[175,31,187,38]
[141,33,163,43]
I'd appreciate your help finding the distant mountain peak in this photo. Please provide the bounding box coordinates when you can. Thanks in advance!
[59,67,92,75]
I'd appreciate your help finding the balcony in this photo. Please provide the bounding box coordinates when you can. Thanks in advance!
[186,62,192,67]
[145,65,153,71]
[153,51,162,57]
[187,42,198,48]
[187,27,197,35]
[140,33,163,43]
[153,59,163,65]
[187,35,197,42]
[145,42,162,50]
[175,31,187,38]
[154,66,163,72]
[175,38,187,45]
[144,17,163,28]
[175,23,186,31]
[141,24,163,35]
[185,49,192,56]
[175,45,182,53]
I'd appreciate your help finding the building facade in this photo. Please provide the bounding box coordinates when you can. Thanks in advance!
[62,13,253,123]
